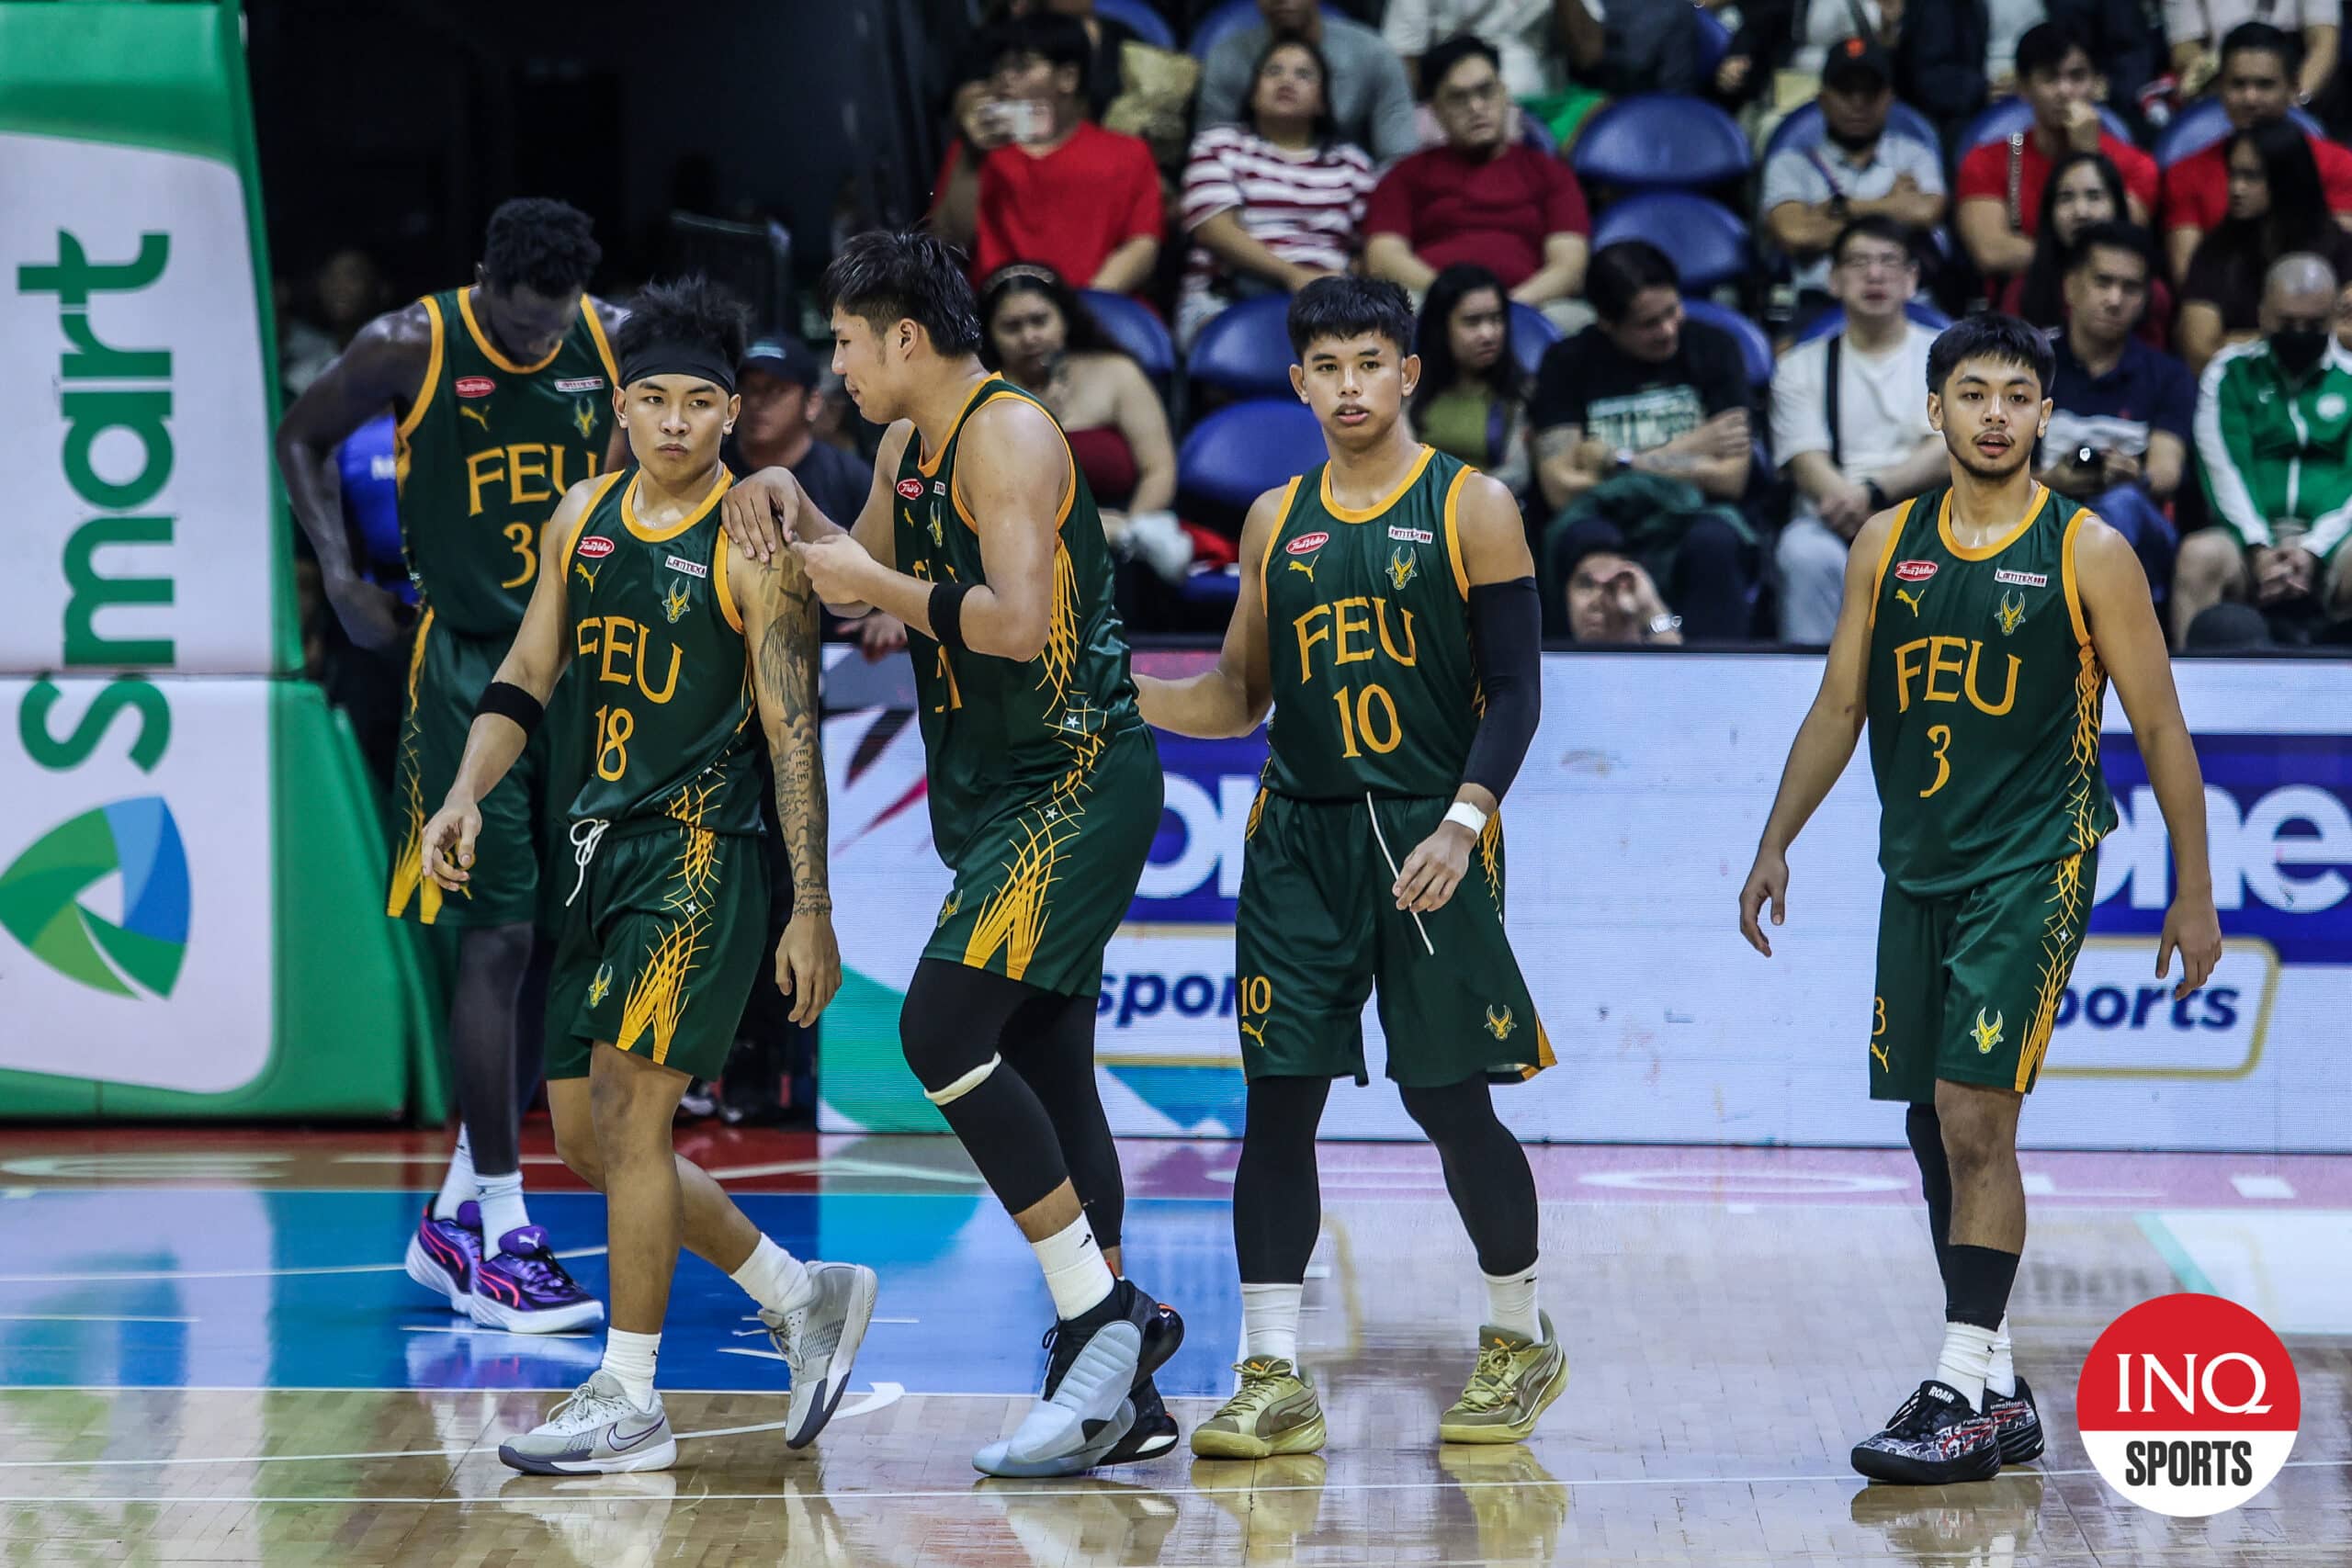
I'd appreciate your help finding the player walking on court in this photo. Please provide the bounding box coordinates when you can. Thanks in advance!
[277,197,621,1333]
[1136,277,1563,1458]
[724,231,1182,1477]
[418,278,877,1474]
[1737,315,2222,1484]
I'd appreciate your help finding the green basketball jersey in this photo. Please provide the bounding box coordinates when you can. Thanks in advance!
[1261,446,1479,800]
[892,378,1143,854]
[395,286,619,638]
[1865,483,2119,896]
[557,468,764,836]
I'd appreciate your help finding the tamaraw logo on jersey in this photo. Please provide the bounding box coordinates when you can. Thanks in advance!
[2077,1292,2299,1517]
[0,798,190,998]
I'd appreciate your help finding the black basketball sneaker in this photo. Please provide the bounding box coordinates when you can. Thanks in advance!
[1102,1299,1185,1464]
[1984,1376,2043,1464]
[1850,1379,2004,1484]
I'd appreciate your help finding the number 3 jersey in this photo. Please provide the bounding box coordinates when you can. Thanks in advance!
[1260,446,1480,800]
[1864,483,2118,897]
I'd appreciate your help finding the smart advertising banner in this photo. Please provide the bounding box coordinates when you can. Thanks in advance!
[0,3,429,1116]
[820,655,2352,1152]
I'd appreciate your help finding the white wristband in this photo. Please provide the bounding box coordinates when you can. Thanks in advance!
[1443,801,1489,835]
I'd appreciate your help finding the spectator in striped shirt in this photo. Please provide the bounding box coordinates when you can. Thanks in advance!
[1176,37,1378,347]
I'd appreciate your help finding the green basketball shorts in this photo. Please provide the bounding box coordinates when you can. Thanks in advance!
[543,819,771,1082]
[1234,791,1551,1089]
[1869,847,2101,1102]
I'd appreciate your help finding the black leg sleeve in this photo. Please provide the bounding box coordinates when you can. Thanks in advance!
[1397,1077,1540,1278]
[1234,1077,1331,1284]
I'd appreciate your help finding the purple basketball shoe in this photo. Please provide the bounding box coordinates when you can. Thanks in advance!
[471,1224,605,1334]
[403,1201,485,1314]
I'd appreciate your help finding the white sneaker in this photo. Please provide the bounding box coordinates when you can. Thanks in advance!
[761,1260,879,1449]
[497,1371,676,1474]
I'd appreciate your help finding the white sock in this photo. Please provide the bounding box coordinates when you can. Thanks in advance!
[731,1235,815,1314]
[1240,1281,1304,1366]
[1032,1213,1115,1321]
[1481,1264,1542,1342]
[600,1327,660,1410]
[477,1169,530,1254]
[1985,1314,2016,1400]
[1935,1321,1999,1413]
[432,1129,475,1222]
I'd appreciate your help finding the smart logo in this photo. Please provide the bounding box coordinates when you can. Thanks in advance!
[0,797,189,998]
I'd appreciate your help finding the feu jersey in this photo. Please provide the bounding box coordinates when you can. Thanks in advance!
[1866,483,2118,896]
[555,468,764,837]
[395,286,618,638]
[1261,446,1481,800]
[893,377,1145,857]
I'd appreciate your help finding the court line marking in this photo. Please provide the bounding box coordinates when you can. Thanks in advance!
[0,1247,605,1286]
[0,1314,196,1325]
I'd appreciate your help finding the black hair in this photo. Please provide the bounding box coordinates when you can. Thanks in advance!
[1248,33,1339,147]
[613,274,751,377]
[1412,263,1522,418]
[1830,215,1917,267]
[2220,19,2303,76]
[2015,22,2087,81]
[481,197,600,297]
[820,230,984,357]
[2062,220,2154,282]
[1926,313,2053,398]
[976,263,1113,367]
[1420,32,1503,101]
[2015,152,2130,327]
[1286,275,1417,357]
[1586,240,1680,325]
[2236,117,2330,256]
[985,13,1093,88]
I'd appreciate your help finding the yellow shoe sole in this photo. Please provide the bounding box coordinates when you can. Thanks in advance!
[1189,1410,1328,1460]
[1438,1351,1569,1445]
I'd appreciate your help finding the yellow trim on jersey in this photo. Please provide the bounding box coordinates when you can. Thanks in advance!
[1259,476,1303,612]
[1441,463,1474,599]
[714,532,743,635]
[560,470,628,578]
[943,389,1076,534]
[2060,508,2093,649]
[917,378,997,477]
[1866,497,1917,631]
[386,608,444,926]
[392,295,447,490]
[581,296,619,384]
[1939,483,2049,561]
[621,465,732,543]
[457,285,566,376]
[1318,444,1436,523]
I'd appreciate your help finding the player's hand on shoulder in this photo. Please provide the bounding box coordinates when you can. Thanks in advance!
[789,530,876,606]
[1737,849,1788,957]
[420,796,482,891]
[721,467,799,564]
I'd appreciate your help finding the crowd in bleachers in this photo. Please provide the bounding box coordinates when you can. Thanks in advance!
[910,0,2352,649]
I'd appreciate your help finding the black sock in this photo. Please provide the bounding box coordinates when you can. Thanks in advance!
[1944,1244,2020,1331]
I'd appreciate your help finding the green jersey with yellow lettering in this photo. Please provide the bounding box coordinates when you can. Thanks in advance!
[556,467,763,837]
[395,286,618,638]
[1865,483,2119,896]
[1261,446,1478,800]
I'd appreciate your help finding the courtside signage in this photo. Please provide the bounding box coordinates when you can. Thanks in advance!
[2077,1293,2299,1516]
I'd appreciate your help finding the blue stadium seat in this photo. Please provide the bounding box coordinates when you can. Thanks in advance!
[2153,96,2325,168]
[1590,193,1752,291]
[1094,0,1176,51]
[1191,0,1343,59]
[1507,301,1563,378]
[1790,299,1953,344]
[1955,97,2132,156]
[1679,298,1772,388]
[1762,99,1942,164]
[1187,292,1295,399]
[1570,95,1751,190]
[1080,288,1176,382]
[1177,398,1326,514]
[1695,9,1732,78]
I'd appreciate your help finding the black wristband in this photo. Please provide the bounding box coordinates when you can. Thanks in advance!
[930,581,974,655]
[474,680,545,737]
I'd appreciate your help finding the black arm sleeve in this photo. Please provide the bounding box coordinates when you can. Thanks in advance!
[1463,577,1542,802]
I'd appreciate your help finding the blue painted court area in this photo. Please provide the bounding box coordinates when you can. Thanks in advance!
[0,1188,1239,1398]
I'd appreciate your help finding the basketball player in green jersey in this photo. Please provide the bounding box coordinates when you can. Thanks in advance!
[1136,277,1563,1458]
[722,231,1182,1478]
[277,198,626,1329]
[1737,315,2223,1484]
[416,277,877,1473]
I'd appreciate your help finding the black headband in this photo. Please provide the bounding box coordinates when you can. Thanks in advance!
[620,340,736,396]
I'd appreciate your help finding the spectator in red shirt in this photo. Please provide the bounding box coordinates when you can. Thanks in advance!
[2161,22,2352,284]
[929,15,1164,296]
[1363,35,1591,326]
[1955,24,2158,283]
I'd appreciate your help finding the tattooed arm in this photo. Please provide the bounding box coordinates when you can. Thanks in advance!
[737,536,842,1026]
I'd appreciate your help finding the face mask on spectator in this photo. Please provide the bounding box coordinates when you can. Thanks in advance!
[2272,324,2329,376]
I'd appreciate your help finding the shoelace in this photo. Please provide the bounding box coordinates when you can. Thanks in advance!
[1223,1360,1295,1415]
[548,1380,628,1429]
[566,818,611,907]
[1454,1341,1521,1412]
[1882,1386,1939,1437]
[503,1247,580,1295]
[1039,1322,1082,1399]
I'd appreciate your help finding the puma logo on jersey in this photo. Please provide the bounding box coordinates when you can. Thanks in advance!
[1894,586,1927,616]
[1386,547,1418,591]
[1485,1005,1516,1040]
[1971,1008,2005,1055]
[587,963,613,1008]
[573,560,601,592]
[1996,591,2028,636]
[1239,1020,1268,1048]
[458,405,491,430]
[1287,558,1317,584]
[662,581,693,624]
